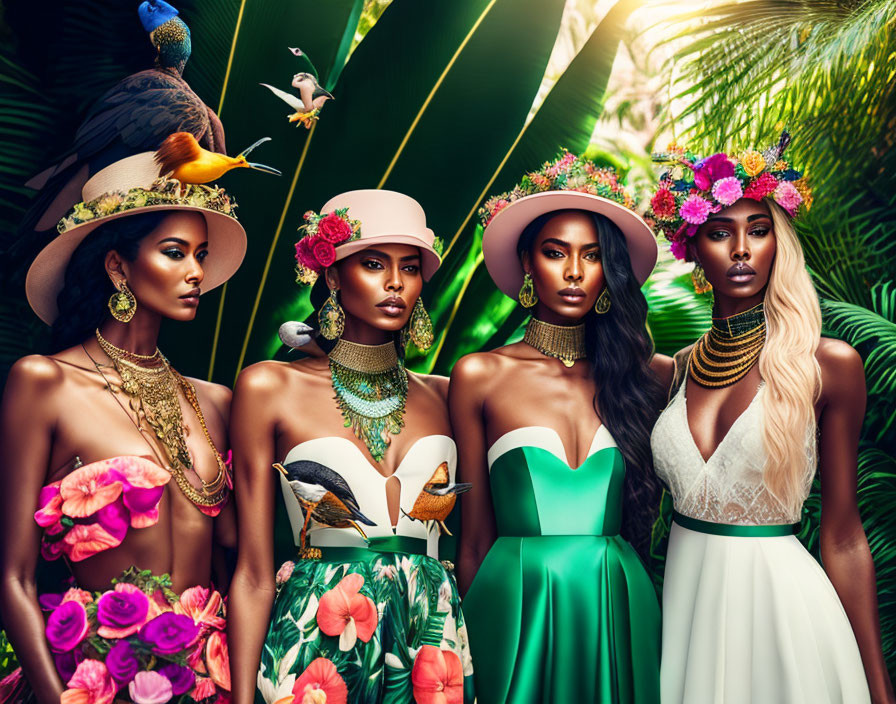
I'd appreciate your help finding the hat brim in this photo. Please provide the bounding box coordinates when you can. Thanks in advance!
[482,191,658,298]
[25,205,247,325]
[334,233,441,281]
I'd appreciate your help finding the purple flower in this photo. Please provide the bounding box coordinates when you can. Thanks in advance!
[39,592,63,612]
[45,600,89,653]
[669,239,687,261]
[158,663,196,696]
[138,613,200,655]
[711,177,744,206]
[692,153,735,191]
[96,583,150,639]
[106,640,140,685]
[128,670,173,704]
[53,649,85,682]
[679,194,712,225]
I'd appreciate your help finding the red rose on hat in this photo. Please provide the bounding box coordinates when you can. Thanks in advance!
[318,213,353,244]
[312,238,337,268]
[650,188,677,219]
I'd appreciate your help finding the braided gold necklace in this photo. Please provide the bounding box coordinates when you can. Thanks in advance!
[523,318,586,367]
[689,303,766,388]
[328,339,408,463]
[94,330,229,509]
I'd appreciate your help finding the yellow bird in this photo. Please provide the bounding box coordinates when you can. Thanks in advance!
[154,132,281,184]
[404,462,472,536]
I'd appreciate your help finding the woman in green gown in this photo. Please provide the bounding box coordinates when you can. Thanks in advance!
[450,153,671,703]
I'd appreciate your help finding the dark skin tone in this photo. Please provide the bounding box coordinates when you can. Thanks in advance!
[450,211,672,595]
[228,244,452,704]
[685,198,894,704]
[0,212,234,704]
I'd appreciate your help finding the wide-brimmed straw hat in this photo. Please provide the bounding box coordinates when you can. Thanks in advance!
[294,189,442,284]
[26,152,247,324]
[480,151,657,298]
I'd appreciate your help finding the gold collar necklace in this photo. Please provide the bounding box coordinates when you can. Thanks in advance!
[689,302,767,388]
[523,318,586,368]
[328,339,408,463]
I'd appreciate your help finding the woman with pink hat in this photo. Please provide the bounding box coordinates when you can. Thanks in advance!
[451,152,671,702]
[0,150,243,702]
[227,190,473,704]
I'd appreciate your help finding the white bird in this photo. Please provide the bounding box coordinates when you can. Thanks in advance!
[260,74,334,129]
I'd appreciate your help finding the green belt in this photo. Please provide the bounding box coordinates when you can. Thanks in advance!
[673,511,798,537]
[316,535,428,562]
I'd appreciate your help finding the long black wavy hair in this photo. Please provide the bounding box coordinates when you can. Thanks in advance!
[50,212,167,352]
[518,209,664,560]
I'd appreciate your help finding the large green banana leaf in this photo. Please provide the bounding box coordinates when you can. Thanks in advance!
[185,0,573,383]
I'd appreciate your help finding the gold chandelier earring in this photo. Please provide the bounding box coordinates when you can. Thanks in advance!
[692,264,712,294]
[318,287,345,340]
[519,272,538,308]
[108,280,137,323]
[407,298,434,352]
[594,287,611,314]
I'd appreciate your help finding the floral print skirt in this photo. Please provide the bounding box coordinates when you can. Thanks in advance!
[256,551,474,704]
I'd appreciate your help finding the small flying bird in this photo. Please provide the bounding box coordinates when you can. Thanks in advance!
[274,461,376,558]
[154,132,281,184]
[403,462,472,536]
[260,48,334,129]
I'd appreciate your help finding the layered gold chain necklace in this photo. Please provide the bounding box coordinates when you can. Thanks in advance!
[689,302,766,388]
[93,330,229,509]
[523,318,586,367]
[328,339,408,463]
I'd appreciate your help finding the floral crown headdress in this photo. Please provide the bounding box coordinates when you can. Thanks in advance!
[648,131,811,260]
[293,208,362,285]
[478,149,636,227]
[57,177,237,234]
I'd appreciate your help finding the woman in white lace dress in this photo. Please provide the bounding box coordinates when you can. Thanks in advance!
[647,138,894,704]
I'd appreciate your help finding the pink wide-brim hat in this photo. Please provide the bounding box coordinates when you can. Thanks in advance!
[26,152,247,325]
[482,190,658,298]
[322,189,441,281]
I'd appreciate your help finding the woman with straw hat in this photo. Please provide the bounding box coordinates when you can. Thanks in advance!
[0,149,245,703]
[452,152,671,703]
[227,190,473,704]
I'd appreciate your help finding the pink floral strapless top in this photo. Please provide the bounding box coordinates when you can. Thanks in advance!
[34,455,229,563]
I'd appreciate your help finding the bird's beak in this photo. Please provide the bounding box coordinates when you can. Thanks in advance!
[273,463,288,476]
[248,162,282,176]
[238,136,272,158]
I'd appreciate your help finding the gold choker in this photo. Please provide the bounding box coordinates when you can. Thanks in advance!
[523,318,586,368]
[689,303,766,388]
[328,339,399,373]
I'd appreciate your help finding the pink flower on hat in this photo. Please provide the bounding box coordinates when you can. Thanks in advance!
[679,194,712,225]
[669,239,687,261]
[317,213,353,244]
[773,181,803,216]
[711,177,743,206]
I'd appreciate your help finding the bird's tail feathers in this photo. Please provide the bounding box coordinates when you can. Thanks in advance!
[154,132,202,176]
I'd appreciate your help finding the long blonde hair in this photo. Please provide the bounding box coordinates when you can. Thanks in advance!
[759,201,822,515]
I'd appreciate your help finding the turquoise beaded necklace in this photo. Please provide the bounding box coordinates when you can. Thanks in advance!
[328,339,408,463]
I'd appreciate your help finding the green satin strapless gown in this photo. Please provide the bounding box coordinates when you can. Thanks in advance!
[464,433,661,703]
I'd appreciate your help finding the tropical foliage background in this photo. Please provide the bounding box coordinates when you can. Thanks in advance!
[0,0,893,679]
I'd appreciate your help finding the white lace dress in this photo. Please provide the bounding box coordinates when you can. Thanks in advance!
[651,381,870,704]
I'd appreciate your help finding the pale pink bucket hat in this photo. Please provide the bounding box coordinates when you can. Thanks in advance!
[302,189,441,281]
[482,190,658,299]
[26,152,247,324]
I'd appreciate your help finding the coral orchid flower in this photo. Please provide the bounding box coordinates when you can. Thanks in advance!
[60,660,116,704]
[292,658,347,704]
[59,462,124,518]
[316,573,377,651]
[175,585,226,632]
[411,645,464,704]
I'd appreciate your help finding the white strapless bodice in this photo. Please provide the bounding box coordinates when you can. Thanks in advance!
[651,381,815,525]
[279,435,456,557]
